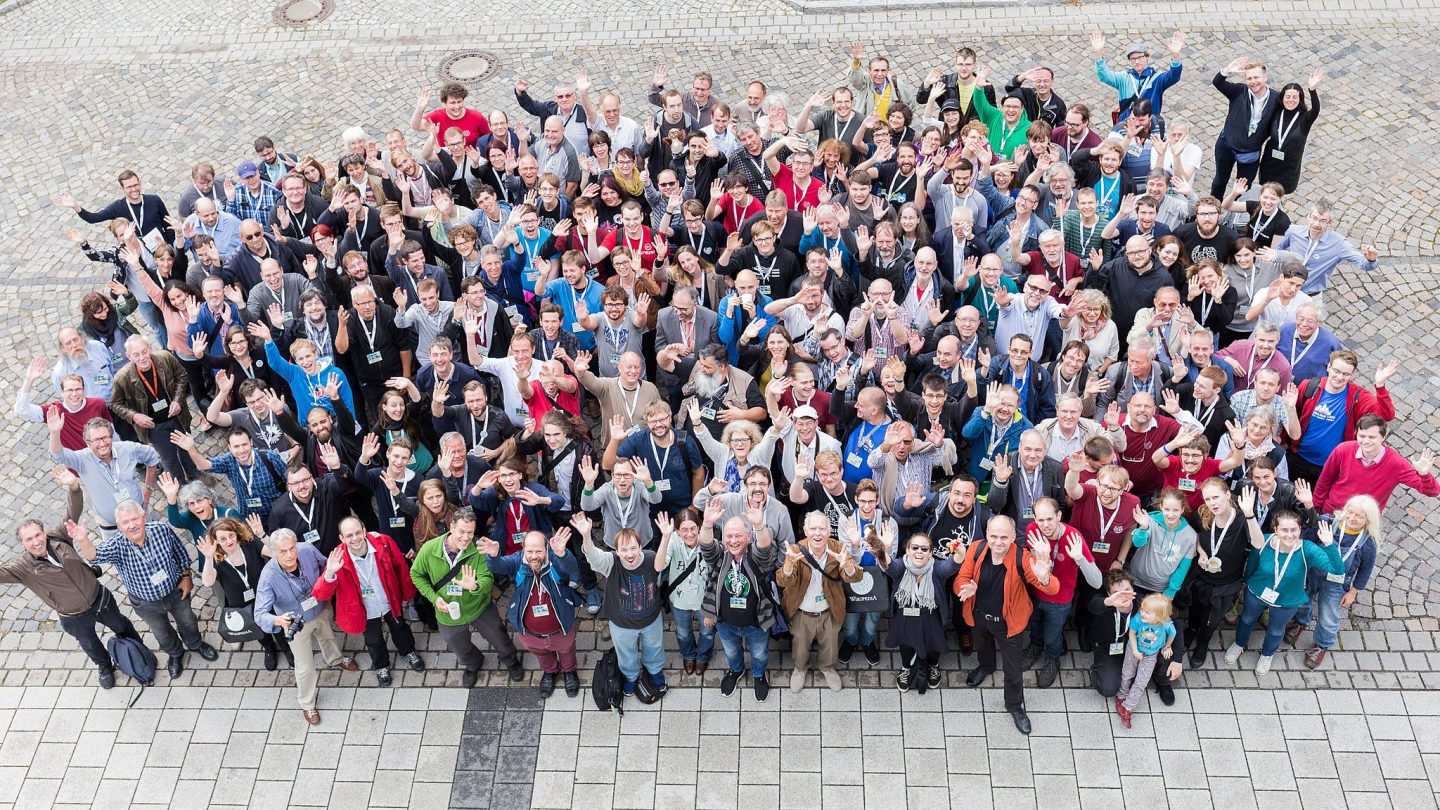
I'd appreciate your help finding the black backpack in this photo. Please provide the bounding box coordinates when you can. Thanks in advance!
[107,636,157,706]
[591,648,626,714]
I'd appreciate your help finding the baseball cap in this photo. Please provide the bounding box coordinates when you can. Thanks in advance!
[1125,42,1150,57]
[793,405,819,421]
[940,98,961,113]
[236,161,260,178]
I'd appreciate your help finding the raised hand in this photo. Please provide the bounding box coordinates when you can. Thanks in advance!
[158,472,181,502]
[1238,485,1257,517]
[579,454,599,485]
[1132,504,1150,528]
[1415,448,1435,478]
[325,546,346,577]
[1374,359,1398,389]
[991,452,1012,482]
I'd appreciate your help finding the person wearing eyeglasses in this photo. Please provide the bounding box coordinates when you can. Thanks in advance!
[224,218,303,294]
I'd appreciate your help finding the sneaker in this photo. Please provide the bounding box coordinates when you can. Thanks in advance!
[623,680,637,697]
[895,668,913,692]
[1036,658,1059,689]
[965,667,992,688]
[820,668,842,692]
[1254,655,1273,676]
[1021,644,1043,670]
[789,669,806,693]
[403,603,419,622]
[98,663,116,690]
[753,674,770,702]
[263,648,278,672]
[1223,644,1243,665]
[1304,646,1327,669]
[376,667,393,687]
[405,652,425,672]
[926,665,942,690]
[563,671,581,698]
[1116,702,1133,730]
[863,642,880,666]
[838,641,855,665]
[462,668,480,689]
[585,589,602,616]
[720,670,741,697]
[1284,620,1305,646]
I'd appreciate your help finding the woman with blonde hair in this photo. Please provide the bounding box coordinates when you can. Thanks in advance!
[199,516,291,669]
[1292,494,1381,669]
[1061,288,1119,371]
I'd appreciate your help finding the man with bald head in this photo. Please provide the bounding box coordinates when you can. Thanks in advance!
[531,115,581,196]
[224,217,302,292]
[574,349,664,447]
[1085,233,1172,353]
[846,277,909,361]
[182,197,242,260]
[578,82,644,154]
[906,334,975,402]
[718,269,776,365]
[898,247,956,332]
[245,256,315,324]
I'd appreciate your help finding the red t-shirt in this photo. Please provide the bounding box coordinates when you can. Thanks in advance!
[1067,484,1141,570]
[1024,252,1083,303]
[600,226,662,271]
[779,390,837,429]
[1117,415,1180,499]
[528,378,581,422]
[1161,456,1224,512]
[1023,522,1093,604]
[425,108,491,147]
[772,165,824,214]
[521,575,563,635]
[503,500,532,555]
[717,194,764,234]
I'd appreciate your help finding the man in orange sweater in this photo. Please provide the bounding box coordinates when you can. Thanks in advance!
[954,515,1058,734]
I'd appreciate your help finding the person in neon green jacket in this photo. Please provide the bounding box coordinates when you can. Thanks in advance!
[971,73,1032,160]
[410,507,525,688]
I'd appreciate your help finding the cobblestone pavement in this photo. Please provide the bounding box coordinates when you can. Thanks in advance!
[3,683,1440,809]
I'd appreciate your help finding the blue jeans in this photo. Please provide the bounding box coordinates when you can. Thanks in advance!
[1234,589,1304,657]
[1294,577,1346,649]
[136,300,168,348]
[672,608,715,663]
[1028,598,1072,662]
[842,610,879,647]
[716,621,770,678]
[611,615,666,683]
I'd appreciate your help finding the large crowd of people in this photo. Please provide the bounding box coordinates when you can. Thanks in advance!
[4,32,1432,735]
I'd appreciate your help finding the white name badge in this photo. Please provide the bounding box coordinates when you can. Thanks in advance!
[846,452,863,468]
[303,530,320,544]
[1271,149,1286,161]
[531,602,551,617]
[96,371,111,385]
[151,399,169,413]
[389,516,406,528]
[570,322,585,333]
[1259,587,1280,606]
[245,497,263,509]
[874,347,889,360]
[758,284,771,296]
[1021,510,1034,521]
[728,596,748,609]
[656,479,672,492]
[366,351,383,365]
[242,588,255,602]
[700,407,717,421]
[446,583,463,596]
[301,596,319,611]
[1326,572,1345,584]
[149,569,168,586]
[902,607,921,617]
[1178,478,1196,492]
[609,353,621,366]
[1109,642,1125,656]
[979,457,994,471]
[505,305,520,319]
[1093,542,1111,555]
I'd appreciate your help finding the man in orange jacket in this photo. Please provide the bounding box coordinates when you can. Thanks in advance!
[954,515,1058,734]
[314,517,425,686]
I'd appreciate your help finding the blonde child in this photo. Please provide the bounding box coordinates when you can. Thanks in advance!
[1115,593,1176,728]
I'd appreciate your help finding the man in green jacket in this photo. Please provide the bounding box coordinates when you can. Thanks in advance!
[410,508,524,688]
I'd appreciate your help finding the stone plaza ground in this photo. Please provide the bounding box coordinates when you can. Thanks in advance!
[0,0,1439,806]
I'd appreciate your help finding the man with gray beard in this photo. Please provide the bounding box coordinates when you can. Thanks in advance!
[683,345,768,442]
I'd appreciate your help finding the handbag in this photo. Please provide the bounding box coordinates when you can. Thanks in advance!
[218,604,265,643]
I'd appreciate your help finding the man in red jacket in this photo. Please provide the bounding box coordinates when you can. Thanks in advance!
[1313,415,1438,514]
[1284,350,1397,485]
[314,517,425,686]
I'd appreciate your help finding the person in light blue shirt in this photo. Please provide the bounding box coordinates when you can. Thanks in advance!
[717,270,775,366]
[1270,201,1378,296]
[542,252,604,351]
[1277,303,1343,384]
[183,198,243,260]
[1113,592,1176,726]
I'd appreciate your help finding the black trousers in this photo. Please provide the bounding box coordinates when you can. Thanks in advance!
[1285,449,1325,489]
[1186,577,1243,657]
[57,588,142,667]
[972,614,1025,710]
[363,611,416,670]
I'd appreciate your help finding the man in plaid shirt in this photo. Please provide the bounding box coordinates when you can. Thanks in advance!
[72,501,218,679]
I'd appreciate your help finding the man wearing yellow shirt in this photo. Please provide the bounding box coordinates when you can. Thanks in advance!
[847,40,914,119]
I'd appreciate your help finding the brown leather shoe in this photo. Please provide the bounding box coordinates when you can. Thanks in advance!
[695,660,708,675]
[336,657,359,672]
[683,660,696,675]
[302,708,321,725]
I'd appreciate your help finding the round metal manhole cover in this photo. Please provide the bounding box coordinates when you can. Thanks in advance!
[272,0,334,27]
[437,51,501,85]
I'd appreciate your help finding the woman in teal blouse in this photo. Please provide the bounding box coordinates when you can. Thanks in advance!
[1223,490,1342,676]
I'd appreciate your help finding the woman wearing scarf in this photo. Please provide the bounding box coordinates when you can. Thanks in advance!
[690,413,779,494]
[78,287,139,374]
[877,532,959,694]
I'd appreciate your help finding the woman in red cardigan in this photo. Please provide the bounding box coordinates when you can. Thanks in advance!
[953,515,1058,736]
[313,517,424,686]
